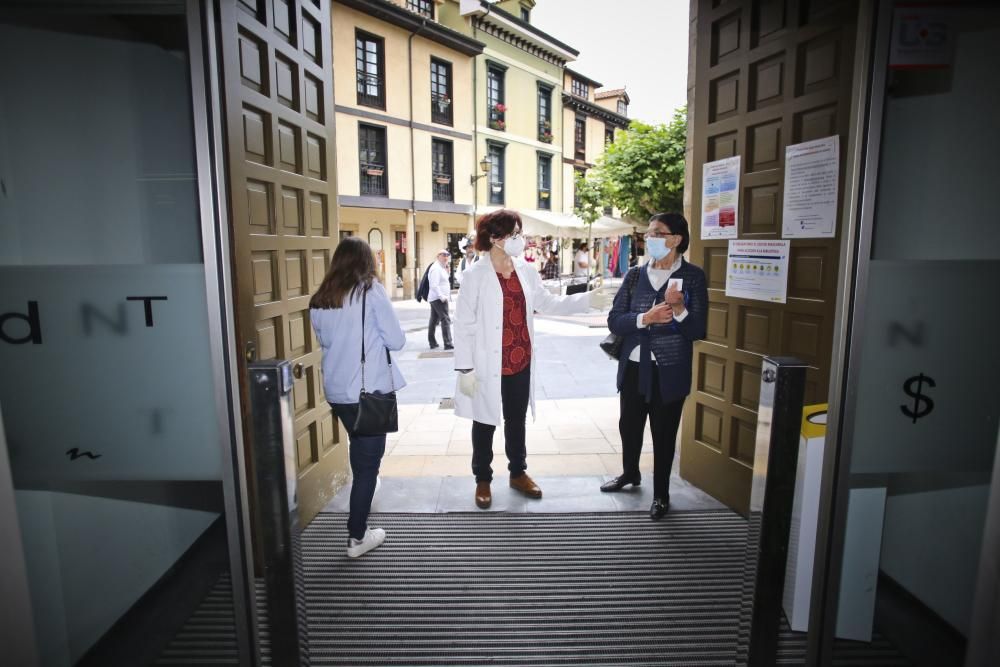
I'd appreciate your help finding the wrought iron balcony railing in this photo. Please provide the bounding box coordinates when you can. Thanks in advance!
[356,71,384,108]
[360,161,387,196]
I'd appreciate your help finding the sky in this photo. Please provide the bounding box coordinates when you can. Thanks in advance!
[529,0,689,125]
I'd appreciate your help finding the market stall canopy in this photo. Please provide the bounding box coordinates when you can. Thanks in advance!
[475,207,638,238]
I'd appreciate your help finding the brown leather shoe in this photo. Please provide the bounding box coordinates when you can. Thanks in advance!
[509,473,542,498]
[475,481,492,509]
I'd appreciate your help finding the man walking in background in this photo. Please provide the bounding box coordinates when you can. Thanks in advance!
[427,249,453,350]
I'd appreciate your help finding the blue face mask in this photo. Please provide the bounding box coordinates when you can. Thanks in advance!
[646,237,670,260]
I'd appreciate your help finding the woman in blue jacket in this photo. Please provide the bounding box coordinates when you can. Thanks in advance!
[310,237,406,557]
[600,213,707,520]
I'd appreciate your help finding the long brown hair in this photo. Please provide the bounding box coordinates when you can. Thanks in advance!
[309,236,377,309]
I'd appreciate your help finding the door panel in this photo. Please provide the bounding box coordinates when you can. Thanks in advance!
[682,0,857,515]
[219,0,344,526]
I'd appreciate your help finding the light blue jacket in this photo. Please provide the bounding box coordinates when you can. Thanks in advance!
[310,281,407,405]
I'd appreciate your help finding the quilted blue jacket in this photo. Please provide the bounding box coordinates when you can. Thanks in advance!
[607,260,708,403]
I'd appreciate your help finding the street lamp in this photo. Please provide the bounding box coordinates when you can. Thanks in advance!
[470,156,492,185]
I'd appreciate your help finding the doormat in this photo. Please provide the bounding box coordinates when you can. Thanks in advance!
[418,350,454,359]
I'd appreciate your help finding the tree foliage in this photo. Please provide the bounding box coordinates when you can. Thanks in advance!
[590,107,687,221]
[572,169,606,226]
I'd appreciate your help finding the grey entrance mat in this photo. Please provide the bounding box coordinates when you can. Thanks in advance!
[305,510,745,666]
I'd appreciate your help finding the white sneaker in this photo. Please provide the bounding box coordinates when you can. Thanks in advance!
[346,527,386,558]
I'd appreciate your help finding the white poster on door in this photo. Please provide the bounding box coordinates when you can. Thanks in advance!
[725,239,790,303]
[782,136,840,239]
[701,156,741,240]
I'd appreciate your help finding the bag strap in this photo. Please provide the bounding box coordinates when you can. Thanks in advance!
[359,286,396,395]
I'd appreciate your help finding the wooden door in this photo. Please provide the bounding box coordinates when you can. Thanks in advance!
[682,0,858,515]
[219,0,344,525]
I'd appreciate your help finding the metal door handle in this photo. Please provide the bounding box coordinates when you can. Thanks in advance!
[293,363,304,379]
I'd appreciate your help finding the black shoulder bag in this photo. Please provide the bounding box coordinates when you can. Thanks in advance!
[599,267,642,361]
[353,288,399,435]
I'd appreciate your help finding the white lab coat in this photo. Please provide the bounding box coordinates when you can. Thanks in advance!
[453,256,591,426]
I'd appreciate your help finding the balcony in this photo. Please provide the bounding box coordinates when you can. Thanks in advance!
[360,162,387,196]
[356,71,384,109]
[488,103,506,131]
[538,187,551,210]
[538,120,553,143]
[489,180,504,205]
[431,93,452,126]
[432,172,453,202]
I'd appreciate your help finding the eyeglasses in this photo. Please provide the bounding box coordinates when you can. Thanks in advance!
[645,232,677,239]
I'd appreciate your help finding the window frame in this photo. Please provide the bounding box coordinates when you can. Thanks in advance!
[617,99,627,115]
[358,122,388,197]
[571,77,589,98]
[431,138,454,202]
[537,152,552,210]
[574,115,587,161]
[430,57,453,126]
[487,141,506,205]
[486,63,506,131]
[355,29,386,110]
[406,0,434,19]
[520,7,530,22]
[537,83,553,143]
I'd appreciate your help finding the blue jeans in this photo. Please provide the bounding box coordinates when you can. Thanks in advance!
[331,402,386,540]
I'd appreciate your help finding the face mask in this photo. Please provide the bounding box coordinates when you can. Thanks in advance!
[646,237,670,260]
[502,236,525,257]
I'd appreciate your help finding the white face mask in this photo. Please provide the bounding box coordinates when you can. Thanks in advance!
[501,235,525,257]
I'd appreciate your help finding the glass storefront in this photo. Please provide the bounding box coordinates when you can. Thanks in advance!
[0,6,242,665]
[828,5,1000,664]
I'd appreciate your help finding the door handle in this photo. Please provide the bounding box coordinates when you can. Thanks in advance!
[293,363,304,379]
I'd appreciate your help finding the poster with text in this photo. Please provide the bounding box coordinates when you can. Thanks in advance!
[701,156,740,240]
[725,240,790,303]
[782,136,839,239]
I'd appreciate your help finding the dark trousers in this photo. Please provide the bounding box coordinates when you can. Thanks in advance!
[331,402,385,540]
[619,361,685,500]
[428,299,452,347]
[471,367,530,482]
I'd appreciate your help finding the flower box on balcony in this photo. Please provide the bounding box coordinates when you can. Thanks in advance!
[539,133,553,144]
[491,185,502,194]
[489,120,506,131]
[434,176,451,184]
[365,168,384,176]
[539,191,550,199]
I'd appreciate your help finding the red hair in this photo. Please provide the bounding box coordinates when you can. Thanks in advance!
[475,209,520,252]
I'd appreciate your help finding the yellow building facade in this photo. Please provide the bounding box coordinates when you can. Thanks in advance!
[332,0,484,297]
[438,0,578,230]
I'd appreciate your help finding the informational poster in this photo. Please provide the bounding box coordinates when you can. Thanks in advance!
[725,240,790,303]
[889,7,955,70]
[701,156,740,240]
[782,136,840,239]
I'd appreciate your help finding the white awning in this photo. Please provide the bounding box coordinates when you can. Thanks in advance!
[475,207,637,238]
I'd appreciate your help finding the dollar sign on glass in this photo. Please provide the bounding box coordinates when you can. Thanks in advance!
[900,373,935,424]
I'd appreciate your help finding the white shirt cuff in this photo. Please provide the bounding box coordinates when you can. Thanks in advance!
[636,312,647,329]
[674,308,689,322]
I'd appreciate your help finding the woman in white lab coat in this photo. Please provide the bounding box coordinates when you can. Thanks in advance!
[453,209,603,509]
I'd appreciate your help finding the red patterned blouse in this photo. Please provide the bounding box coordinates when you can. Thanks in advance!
[497,271,531,375]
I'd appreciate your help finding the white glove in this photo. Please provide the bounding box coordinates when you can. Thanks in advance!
[457,370,478,397]
[588,288,610,310]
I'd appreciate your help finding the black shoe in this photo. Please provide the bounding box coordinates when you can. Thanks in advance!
[649,497,670,521]
[429,344,439,350]
[444,344,454,350]
[600,474,641,492]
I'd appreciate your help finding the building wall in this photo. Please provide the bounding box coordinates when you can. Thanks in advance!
[332,1,479,295]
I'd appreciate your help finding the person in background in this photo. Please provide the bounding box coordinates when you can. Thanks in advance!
[453,209,607,509]
[541,250,559,280]
[310,236,406,557]
[574,243,591,279]
[427,249,453,350]
[601,213,707,520]
[455,236,478,285]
